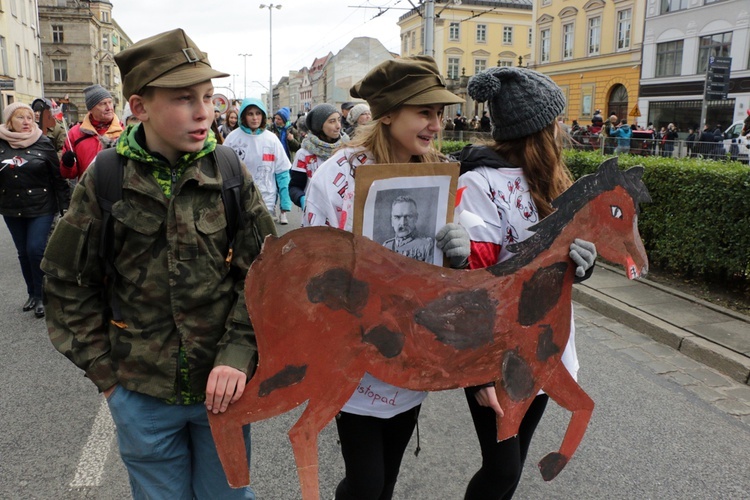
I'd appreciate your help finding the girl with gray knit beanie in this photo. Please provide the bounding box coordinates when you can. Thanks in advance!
[454,66,597,499]
[288,103,348,208]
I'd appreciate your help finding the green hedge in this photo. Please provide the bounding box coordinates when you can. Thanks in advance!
[440,140,471,155]
[564,150,750,281]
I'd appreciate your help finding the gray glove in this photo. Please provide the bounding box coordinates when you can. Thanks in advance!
[569,238,597,277]
[436,223,470,269]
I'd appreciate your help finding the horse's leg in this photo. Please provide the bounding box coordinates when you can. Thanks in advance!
[288,380,360,500]
[209,366,311,488]
[536,363,594,481]
[495,387,536,442]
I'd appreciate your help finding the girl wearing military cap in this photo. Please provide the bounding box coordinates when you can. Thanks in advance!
[304,55,471,500]
[454,66,597,499]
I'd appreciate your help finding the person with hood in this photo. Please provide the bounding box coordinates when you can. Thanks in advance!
[609,118,632,155]
[289,103,347,209]
[304,55,470,500]
[453,66,596,499]
[60,84,123,180]
[224,97,292,224]
[345,103,371,137]
[269,106,299,160]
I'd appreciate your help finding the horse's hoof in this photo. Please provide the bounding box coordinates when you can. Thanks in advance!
[538,452,568,481]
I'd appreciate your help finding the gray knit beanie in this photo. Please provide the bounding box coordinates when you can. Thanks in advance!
[347,103,370,126]
[305,103,338,137]
[467,67,565,141]
[84,84,112,110]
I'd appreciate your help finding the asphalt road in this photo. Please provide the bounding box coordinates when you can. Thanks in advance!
[1,207,748,499]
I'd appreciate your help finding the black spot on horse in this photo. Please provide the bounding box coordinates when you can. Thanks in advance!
[362,325,404,358]
[517,262,568,326]
[307,268,369,315]
[501,349,535,401]
[414,290,496,350]
[258,365,307,397]
[536,324,560,361]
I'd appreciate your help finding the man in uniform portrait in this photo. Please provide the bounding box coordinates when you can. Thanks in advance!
[382,195,434,263]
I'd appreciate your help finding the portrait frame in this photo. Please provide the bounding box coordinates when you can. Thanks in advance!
[354,163,460,267]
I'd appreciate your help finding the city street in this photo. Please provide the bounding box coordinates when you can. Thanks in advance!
[1,208,749,499]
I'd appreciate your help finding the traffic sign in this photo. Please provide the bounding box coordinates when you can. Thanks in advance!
[705,56,731,100]
[629,104,641,117]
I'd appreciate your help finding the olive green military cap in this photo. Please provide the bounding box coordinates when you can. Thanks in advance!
[115,28,229,99]
[350,55,463,120]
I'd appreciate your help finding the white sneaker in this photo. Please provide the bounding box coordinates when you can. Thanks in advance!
[279,212,289,224]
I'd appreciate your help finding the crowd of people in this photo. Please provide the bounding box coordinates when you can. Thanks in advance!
[18,23,750,500]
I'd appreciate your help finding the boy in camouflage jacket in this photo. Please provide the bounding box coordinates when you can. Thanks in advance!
[42,29,275,499]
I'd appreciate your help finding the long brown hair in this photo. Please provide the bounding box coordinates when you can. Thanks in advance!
[489,121,572,219]
[345,108,445,165]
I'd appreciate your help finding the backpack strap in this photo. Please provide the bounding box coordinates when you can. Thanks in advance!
[93,147,126,326]
[213,144,245,247]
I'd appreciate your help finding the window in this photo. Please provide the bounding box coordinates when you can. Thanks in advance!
[476,24,486,43]
[28,0,35,28]
[24,49,30,79]
[498,60,514,68]
[616,9,632,50]
[402,34,407,53]
[10,0,16,17]
[19,0,26,24]
[503,26,513,45]
[540,29,550,63]
[474,58,486,75]
[52,25,63,43]
[15,44,21,76]
[102,33,109,50]
[697,32,732,73]
[52,59,68,81]
[0,37,7,75]
[420,27,424,48]
[660,0,688,13]
[449,22,460,41]
[588,17,601,55]
[447,57,460,79]
[56,0,66,6]
[104,65,111,87]
[656,40,683,77]
[101,11,109,22]
[528,28,532,47]
[562,23,574,60]
[33,52,38,81]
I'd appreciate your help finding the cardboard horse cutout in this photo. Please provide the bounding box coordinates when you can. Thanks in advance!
[209,158,651,499]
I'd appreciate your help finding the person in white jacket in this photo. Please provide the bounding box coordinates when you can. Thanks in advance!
[224,97,291,223]
[304,56,468,500]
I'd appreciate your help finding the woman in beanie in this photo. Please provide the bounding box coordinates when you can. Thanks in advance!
[346,103,372,137]
[224,97,292,224]
[288,103,346,209]
[304,55,471,500]
[0,102,70,317]
[454,66,597,499]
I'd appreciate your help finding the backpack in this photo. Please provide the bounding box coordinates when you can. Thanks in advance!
[93,145,246,324]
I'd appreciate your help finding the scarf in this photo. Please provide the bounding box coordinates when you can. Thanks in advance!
[301,133,346,162]
[0,123,43,149]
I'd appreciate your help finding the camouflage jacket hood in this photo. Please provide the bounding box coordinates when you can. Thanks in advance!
[42,141,277,400]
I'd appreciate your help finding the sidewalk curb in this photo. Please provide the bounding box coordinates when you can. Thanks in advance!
[573,282,750,386]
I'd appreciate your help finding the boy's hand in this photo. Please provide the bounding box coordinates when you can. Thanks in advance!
[205,366,247,414]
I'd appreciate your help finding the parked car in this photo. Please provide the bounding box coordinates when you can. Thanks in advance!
[723,121,750,163]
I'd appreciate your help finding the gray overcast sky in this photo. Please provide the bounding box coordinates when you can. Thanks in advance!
[113,0,405,101]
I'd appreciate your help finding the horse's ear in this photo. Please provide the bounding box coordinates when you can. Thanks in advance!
[597,156,619,175]
[625,165,645,181]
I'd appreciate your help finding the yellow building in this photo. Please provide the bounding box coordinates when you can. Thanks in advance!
[398,0,533,117]
[533,0,645,128]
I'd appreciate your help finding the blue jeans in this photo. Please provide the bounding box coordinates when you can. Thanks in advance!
[106,386,255,500]
[3,214,55,299]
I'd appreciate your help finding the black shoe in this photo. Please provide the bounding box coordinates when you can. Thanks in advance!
[22,296,36,311]
[34,302,45,318]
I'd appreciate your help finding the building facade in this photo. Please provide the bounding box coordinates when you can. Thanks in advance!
[639,0,750,132]
[398,0,534,117]
[38,0,131,123]
[0,0,45,111]
[533,0,645,128]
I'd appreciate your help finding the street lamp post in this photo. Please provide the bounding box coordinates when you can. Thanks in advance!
[260,3,282,114]
[238,53,252,100]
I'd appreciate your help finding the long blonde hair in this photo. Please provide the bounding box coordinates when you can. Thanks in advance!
[345,109,445,165]
[489,121,572,219]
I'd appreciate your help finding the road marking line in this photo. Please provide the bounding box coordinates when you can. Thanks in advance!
[69,400,115,488]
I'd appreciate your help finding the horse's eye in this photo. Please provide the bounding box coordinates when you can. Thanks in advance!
[610,205,623,219]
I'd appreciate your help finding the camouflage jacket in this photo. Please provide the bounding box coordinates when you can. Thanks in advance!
[42,135,276,401]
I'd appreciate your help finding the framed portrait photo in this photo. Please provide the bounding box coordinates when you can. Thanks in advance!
[353,163,459,267]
